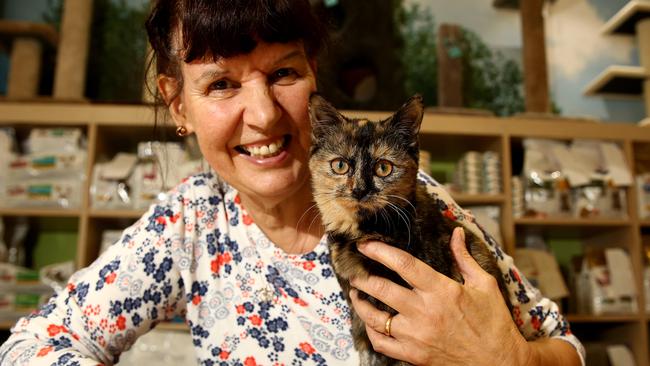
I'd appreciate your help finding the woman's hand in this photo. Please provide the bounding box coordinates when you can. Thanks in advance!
[348,227,533,366]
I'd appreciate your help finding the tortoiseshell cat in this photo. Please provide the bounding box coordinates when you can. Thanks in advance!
[308,94,512,365]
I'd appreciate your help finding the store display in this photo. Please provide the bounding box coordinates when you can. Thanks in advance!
[452,150,502,194]
[91,153,138,209]
[521,138,631,219]
[522,139,571,218]
[511,176,524,218]
[636,173,650,219]
[2,128,87,209]
[0,263,53,318]
[573,248,637,315]
[91,142,204,210]
[514,248,569,301]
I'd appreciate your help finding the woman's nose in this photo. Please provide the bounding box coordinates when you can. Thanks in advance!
[243,84,281,131]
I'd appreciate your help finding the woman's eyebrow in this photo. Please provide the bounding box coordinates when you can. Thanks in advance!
[193,50,305,84]
[194,68,228,84]
[270,50,305,68]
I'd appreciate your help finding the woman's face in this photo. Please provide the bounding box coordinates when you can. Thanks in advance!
[167,42,317,205]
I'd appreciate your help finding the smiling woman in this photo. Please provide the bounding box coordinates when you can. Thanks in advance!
[0,1,584,366]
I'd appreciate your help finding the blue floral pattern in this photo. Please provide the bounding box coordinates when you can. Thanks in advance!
[0,172,585,365]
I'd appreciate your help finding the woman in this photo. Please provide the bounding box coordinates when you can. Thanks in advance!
[0,1,584,365]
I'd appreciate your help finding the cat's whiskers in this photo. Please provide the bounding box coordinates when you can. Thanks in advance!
[296,202,320,230]
[385,201,412,248]
[386,194,417,213]
[309,192,338,232]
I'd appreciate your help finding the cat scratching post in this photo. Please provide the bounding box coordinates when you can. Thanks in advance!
[8,39,42,99]
[520,0,551,113]
[0,20,57,99]
[437,24,464,108]
[53,0,93,100]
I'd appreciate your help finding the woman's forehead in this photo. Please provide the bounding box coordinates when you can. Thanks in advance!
[186,42,309,69]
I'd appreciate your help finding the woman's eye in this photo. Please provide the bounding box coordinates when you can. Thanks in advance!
[330,158,350,175]
[208,79,234,92]
[270,68,298,84]
[374,160,393,177]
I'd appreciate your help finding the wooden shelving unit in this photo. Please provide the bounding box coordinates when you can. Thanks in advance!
[2,102,650,363]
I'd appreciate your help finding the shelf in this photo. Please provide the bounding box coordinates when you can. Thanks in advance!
[0,320,16,330]
[567,313,642,323]
[583,65,646,98]
[450,192,504,205]
[89,209,146,219]
[0,207,82,217]
[514,217,631,227]
[0,102,159,126]
[602,0,650,35]
[640,219,650,227]
[0,283,53,294]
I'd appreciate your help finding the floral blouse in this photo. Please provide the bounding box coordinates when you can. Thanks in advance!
[0,171,585,365]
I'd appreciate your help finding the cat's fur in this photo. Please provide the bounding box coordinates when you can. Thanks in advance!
[308,94,512,366]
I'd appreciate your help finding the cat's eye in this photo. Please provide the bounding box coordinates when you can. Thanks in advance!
[374,160,393,177]
[330,158,350,175]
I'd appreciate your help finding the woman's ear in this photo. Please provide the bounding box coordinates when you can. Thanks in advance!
[309,59,318,75]
[157,74,193,133]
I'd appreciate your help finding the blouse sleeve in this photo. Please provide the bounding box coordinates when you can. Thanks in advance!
[0,191,189,365]
[417,172,587,366]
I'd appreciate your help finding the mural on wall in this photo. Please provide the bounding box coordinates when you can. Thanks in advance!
[0,0,645,122]
[547,0,644,123]
[407,0,645,123]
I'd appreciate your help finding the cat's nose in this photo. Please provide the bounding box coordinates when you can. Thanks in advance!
[351,188,371,202]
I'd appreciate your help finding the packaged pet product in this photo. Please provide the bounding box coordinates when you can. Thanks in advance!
[644,243,650,314]
[453,151,502,195]
[636,173,650,219]
[132,142,188,209]
[514,248,569,301]
[576,248,638,315]
[7,151,87,180]
[91,153,138,209]
[4,179,82,208]
[24,128,84,154]
[522,139,571,218]
[0,128,18,203]
[573,178,627,218]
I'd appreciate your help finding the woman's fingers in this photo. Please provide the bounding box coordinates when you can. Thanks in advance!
[349,288,407,340]
[449,227,492,286]
[356,241,446,291]
[349,274,415,315]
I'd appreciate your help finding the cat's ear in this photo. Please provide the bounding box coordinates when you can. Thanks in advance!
[309,93,344,138]
[389,94,424,144]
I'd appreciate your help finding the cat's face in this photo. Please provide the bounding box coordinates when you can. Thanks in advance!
[308,94,424,233]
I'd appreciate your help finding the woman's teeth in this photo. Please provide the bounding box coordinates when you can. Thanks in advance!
[244,138,285,158]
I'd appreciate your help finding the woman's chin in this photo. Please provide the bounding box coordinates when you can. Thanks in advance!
[239,172,310,202]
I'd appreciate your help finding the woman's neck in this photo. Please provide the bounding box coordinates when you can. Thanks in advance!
[239,182,324,254]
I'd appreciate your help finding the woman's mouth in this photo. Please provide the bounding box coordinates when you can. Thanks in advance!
[235,135,291,159]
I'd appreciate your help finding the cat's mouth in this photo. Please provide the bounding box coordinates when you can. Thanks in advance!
[234,135,291,159]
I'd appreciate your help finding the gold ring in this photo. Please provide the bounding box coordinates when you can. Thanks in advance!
[384,314,394,337]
